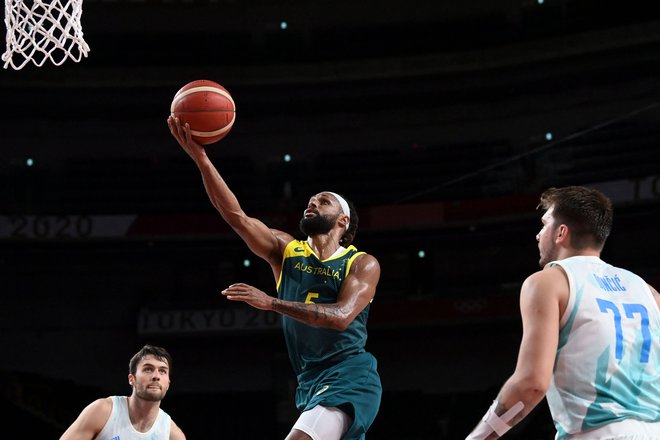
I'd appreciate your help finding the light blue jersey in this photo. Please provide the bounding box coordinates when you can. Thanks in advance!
[546,256,660,439]
[96,396,171,440]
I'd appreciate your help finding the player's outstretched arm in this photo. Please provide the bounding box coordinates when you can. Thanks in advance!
[60,398,112,440]
[223,254,380,331]
[168,115,291,264]
[466,267,565,439]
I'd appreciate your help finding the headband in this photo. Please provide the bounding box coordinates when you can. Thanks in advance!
[325,191,350,229]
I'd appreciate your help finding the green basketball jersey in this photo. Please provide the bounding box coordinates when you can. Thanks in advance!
[276,239,371,381]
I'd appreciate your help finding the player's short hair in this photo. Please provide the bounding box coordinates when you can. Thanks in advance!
[129,345,172,376]
[539,186,613,250]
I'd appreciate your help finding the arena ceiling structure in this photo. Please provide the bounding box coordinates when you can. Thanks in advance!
[1,0,659,208]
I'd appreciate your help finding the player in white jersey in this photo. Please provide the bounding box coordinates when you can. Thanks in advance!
[60,345,186,440]
[466,186,660,440]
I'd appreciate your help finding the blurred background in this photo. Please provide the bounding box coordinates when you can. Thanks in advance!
[1,0,659,438]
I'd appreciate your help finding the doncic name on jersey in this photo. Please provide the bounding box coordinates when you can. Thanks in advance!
[593,273,627,292]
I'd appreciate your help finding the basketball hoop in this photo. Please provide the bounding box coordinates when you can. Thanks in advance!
[3,0,90,70]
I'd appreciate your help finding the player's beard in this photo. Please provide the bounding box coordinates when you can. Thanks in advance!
[538,228,560,268]
[134,384,167,402]
[299,213,337,236]
[539,247,560,268]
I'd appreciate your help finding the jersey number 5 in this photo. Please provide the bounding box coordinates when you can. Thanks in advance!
[305,292,319,304]
[596,298,651,363]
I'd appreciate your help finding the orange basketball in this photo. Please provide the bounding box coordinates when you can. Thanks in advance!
[170,80,236,145]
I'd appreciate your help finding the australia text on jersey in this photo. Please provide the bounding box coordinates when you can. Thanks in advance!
[294,262,342,280]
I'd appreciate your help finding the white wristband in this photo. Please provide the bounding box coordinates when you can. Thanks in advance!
[465,400,525,440]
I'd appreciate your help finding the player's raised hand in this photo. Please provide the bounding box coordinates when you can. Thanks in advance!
[167,115,206,161]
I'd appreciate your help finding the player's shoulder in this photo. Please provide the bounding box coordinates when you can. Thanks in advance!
[73,396,114,433]
[170,419,186,440]
[88,396,115,421]
[649,284,660,308]
[88,396,114,413]
[351,252,380,272]
[522,265,569,295]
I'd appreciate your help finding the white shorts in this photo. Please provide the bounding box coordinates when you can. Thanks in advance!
[566,419,660,440]
[292,405,351,440]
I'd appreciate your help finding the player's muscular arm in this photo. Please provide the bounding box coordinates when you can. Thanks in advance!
[168,116,290,263]
[271,300,346,328]
[466,269,562,439]
[273,254,380,331]
[224,285,355,331]
[60,398,111,440]
[496,271,561,407]
[193,158,286,257]
[224,255,380,331]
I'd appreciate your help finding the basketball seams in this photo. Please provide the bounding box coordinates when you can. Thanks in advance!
[170,80,236,144]
[170,86,235,113]
[189,118,236,138]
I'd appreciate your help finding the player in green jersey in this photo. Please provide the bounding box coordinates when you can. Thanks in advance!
[169,116,382,440]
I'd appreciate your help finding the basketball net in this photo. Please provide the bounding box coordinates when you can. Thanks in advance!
[3,0,90,70]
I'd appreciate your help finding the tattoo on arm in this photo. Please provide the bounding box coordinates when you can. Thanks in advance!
[271,299,345,326]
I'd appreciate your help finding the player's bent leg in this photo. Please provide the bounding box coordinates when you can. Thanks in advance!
[287,405,351,440]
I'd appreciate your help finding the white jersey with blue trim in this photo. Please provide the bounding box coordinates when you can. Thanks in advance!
[95,396,171,440]
[546,256,660,439]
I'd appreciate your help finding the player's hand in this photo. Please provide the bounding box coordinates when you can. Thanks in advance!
[222,283,274,311]
[167,115,205,161]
